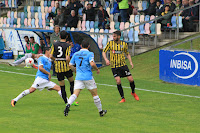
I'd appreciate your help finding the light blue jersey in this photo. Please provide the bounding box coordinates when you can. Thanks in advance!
[69,49,94,80]
[36,55,52,80]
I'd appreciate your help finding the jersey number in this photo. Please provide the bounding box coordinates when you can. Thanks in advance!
[57,46,63,57]
[79,57,84,66]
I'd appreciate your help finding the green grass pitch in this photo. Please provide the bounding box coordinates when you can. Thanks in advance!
[0,36,200,133]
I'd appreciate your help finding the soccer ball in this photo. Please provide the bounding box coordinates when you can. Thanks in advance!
[25,58,34,67]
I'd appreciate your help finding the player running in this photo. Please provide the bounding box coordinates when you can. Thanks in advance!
[102,30,139,103]
[11,47,67,107]
[64,39,107,117]
[50,30,78,106]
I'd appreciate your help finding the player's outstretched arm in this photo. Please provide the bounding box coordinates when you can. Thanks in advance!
[126,53,134,69]
[39,65,51,81]
[102,52,110,66]
[90,61,100,74]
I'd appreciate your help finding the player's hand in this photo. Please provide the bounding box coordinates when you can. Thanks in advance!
[105,59,110,66]
[97,69,100,74]
[130,62,134,69]
[48,73,51,81]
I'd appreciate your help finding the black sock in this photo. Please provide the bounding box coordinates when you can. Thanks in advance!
[61,85,67,104]
[70,81,74,95]
[117,84,124,99]
[130,81,135,93]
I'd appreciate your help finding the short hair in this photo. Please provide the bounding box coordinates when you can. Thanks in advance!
[98,5,103,8]
[71,10,75,14]
[46,36,50,39]
[113,30,121,36]
[30,36,34,39]
[60,30,67,39]
[24,36,28,39]
[81,39,90,48]
[44,47,51,52]
[54,25,60,31]
[165,5,170,8]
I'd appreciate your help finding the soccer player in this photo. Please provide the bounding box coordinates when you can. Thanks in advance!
[50,30,78,106]
[11,47,67,107]
[64,39,107,117]
[102,30,139,103]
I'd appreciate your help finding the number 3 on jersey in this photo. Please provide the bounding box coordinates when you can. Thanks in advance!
[57,46,63,57]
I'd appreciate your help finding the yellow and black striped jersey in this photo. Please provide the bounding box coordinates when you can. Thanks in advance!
[51,41,71,73]
[103,40,129,68]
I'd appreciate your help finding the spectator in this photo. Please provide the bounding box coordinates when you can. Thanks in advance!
[144,0,157,16]
[98,5,110,29]
[158,0,176,15]
[24,36,31,53]
[156,0,164,14]
[54,9,62,26]
[65,10,79,28]
[175,0,182,11]
[180,0,190,31]
[50,25,60,44]
[68,0,83,16]
[183,0,199,31]
[59,7,71,27]
[160,5,172,27]
[118,0,129,22]
[29,37,39,54]
[54,2,60,16]
[82,3,96,21]
[111,1,120,14]
[128,1,135,16]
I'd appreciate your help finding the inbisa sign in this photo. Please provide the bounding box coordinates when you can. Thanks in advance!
[159,50,200,86]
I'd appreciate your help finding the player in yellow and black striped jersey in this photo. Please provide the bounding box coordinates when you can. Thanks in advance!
[102,30,139,103]
[50,30,78,105]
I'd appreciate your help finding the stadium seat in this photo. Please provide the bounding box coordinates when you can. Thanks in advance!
[71,27,75,31]
[6,18,10,25]
[120,22,125,30]
[134,30,139,42]
[156,23,162,35]
[123,30,129,41]
[35,12,38,19]
[40,1,44,7]
[44,1,47,7]
[78,8,83,16]
[95,28,99,33]
[3,17,7,24]
[86,21,90,31]
[105,1,109,8]
[114,13,119,22]
[93,1,97,7]
[128,29,134,42]
[10,11,14,19]
[47,1,51,7]
[94,21,99,29]
[65,1,68,6]
[125,22,130,29]
[138,1,143,10]
[7,11,11,18]
[85,1,88,7]
[104,29,109,33]
[27,6,31,13]
[34,6,38,12]
[67,27,71,31]
[145,15,150,22]
[28,12,31,19]
[13,18,17,25]
[135,15,140,23]
[52,7,56,13]
[14,11,17,18]
[39,13,42,20]
[45,13,49,19]
[178,16,183,28]
[110,22,115,30]
[45,6,48,13]
[110,14,114,22]
[98,38,103,49]
[8,0,11,7]
[28,18,31,26]
[140,15,145,23]
[90,28,95,38]
[150,15,155,23]
[42,19,46,28]
[41,6,45,13]
[51,1,55,7]
[48,7,52,13]
[139,24,145,34]
[106,7,110,16]
[24,18,28,26]
[171,16,177,28]
[134,23,140,33]
[31,19,35,28]
[144,23,150,34]
[114,22,120,30]
[17,18,20,25]
[61,27,66,31]
[83,14,86,21]
[42,13,45,20]
[31,12,35,19]
[39,19,42,28]
[77,21,82,29]
[20,18,24,25]
[35,19,39,28]
[81,21,86,31]
[21,12,24,19]
[130,22,134,28]
[6,24,10,27]
[150,23,156,34]
[130,15,134,23]
[30,6,34,13]
[62,1,65,6]
[90,21,94,29]
[24,6,27,13]
[142,1,148,10]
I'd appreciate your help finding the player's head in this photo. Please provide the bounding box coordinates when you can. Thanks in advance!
[54,25,60,34]
[113,30,121,42]
[81,39,90,49]
[30,36,35,43]
[60,30,68,39]
[24,36,29,43]
[44,47,51,56]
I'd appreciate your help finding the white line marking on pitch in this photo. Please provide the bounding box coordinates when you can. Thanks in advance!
[0,69,200,99]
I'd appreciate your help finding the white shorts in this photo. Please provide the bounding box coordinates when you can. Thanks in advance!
[74,78,97,90]
[31,77,56,91]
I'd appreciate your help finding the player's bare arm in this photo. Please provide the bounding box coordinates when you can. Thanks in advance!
[90,61,100,74]
[69,64,76,72]
[126,53,134,69]
[102,52,110,66]
[39,65,51,81]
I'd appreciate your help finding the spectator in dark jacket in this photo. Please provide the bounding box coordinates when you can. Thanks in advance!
[82,3,96,21]
[183,0,199,31]
[144,0,157,15]
[156,0,163,15]
[157,0,176,15]
[59,7,71,27]
[67,0,83,16]
[65,10,79,28]
[54,9,62,26]
[180,0,190,31]
[98,5,110,29]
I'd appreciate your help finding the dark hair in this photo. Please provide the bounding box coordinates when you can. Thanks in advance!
[98,5,103,8]
[44,47,51,52]
[30,36,34,39]
[165,5,170,8]
[81,39,90,48]
[24,36,28,39]
[46,36,50,39]
[156,0,161,3]
[113,30,121,36]
[60,30,67,39]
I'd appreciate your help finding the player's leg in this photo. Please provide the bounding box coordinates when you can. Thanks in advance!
[57,73,68,104]
[114,76,125,103]
[86,79,107,117]
[11,87,36,107]
[127,76,139,101]
[10,53,32,66]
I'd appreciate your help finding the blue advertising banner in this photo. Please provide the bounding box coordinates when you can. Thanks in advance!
[159,49,200,86]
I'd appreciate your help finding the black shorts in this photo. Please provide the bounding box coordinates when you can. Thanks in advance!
[56,70,73,81]
[111,65,132,78]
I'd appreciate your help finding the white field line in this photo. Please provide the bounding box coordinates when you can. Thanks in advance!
[0,69,200,99]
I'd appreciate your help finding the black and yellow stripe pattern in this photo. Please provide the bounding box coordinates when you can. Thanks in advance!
[103,40,129,68]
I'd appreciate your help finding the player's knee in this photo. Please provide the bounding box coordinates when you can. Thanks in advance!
[29,88,36,93]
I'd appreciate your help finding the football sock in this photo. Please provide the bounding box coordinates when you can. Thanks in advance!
[61,85,68,104]
[68,94,77,105]
[14,89,30,102]
[70,81,74,95]
[93,95,102,112]
[117,84,125,99]
[130,81,135,93]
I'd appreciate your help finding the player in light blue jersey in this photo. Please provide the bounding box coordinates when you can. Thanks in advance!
[64,39,107,117]
[11,47,67,107]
